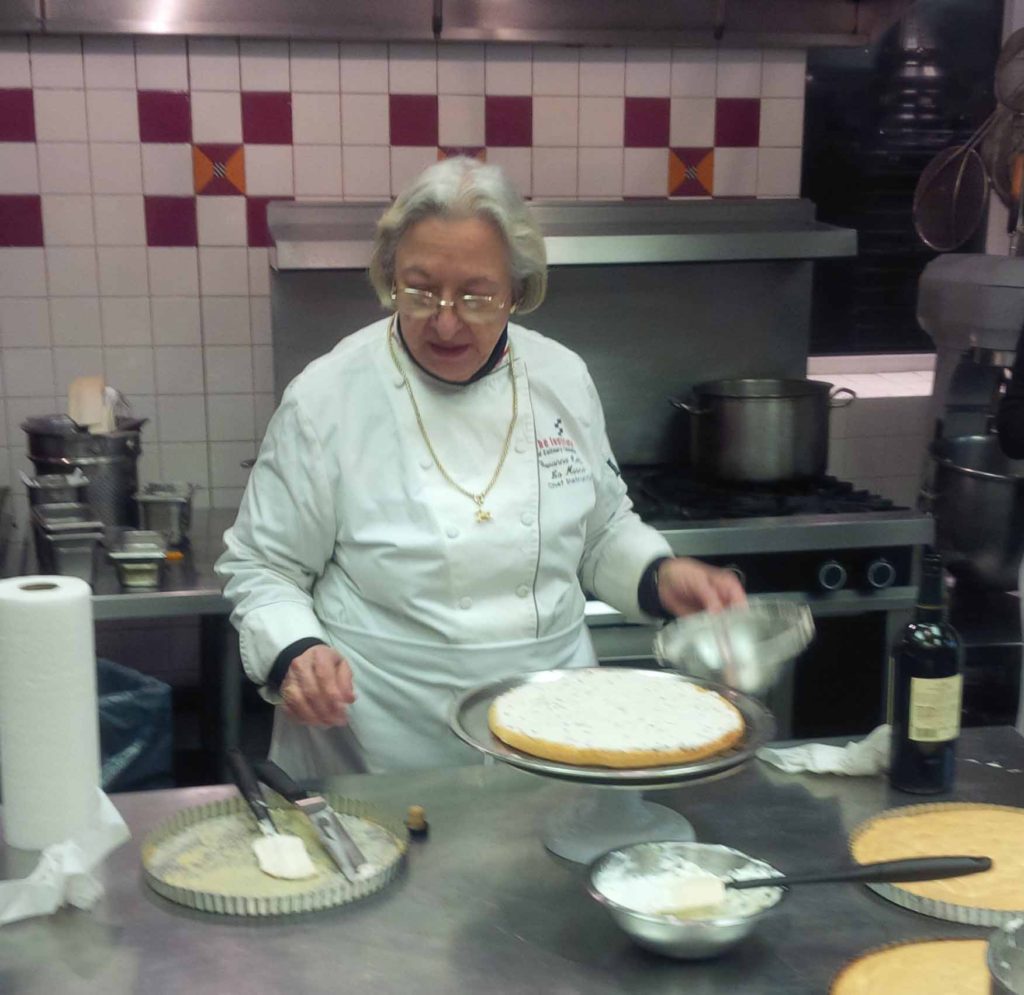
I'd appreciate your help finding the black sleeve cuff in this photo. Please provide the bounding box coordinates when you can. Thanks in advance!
[638,556,674,621]
[265,637,328,692]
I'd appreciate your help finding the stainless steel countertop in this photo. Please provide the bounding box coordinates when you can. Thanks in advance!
[4,509,235,620]
[1,726,1020,995]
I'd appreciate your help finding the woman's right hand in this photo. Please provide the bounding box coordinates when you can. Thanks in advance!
[281,645,356,727]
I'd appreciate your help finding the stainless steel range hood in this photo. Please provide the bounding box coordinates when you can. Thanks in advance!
[25,0,911,48]
[268,198,857,272]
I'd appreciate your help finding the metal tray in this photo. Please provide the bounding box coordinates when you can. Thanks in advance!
[848,802,1024,927]
[449,667,775,787]
[142,793,408,917]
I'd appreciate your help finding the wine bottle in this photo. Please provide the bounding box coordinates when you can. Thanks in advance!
[888,550,964,794]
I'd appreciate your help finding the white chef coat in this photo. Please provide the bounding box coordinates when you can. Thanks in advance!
[216,317,671,775]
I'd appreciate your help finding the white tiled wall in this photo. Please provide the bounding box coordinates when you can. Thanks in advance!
[812,356,936,507]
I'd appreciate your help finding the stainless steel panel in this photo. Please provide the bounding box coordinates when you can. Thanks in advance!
[0,0,40,30]
[270,198,858,271]
[35,0,910,45]
[42,0,434,38]
[270,257,816,464]
[659,511,934,557]
[441,0,896,47]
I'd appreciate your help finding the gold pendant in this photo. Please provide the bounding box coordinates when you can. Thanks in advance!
[475,507,492,523]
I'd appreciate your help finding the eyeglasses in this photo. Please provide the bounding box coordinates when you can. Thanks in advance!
[391,286,511,325]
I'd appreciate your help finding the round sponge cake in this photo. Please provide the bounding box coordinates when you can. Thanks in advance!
[487,669,745,768]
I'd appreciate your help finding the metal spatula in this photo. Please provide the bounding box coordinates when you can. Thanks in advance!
[661,855,992,916]
[227,749,317,881]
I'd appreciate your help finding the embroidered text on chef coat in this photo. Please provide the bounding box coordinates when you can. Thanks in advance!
[537,418,592,490]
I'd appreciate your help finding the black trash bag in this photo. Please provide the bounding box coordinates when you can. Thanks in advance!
[97,657,174,792]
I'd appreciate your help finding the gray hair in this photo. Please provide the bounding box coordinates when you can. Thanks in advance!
[369,156,547,314]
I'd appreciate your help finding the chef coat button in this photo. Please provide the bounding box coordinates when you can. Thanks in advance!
[516,585,530,598]
[521,512,535,526]
[459,596,472,610]
[394,378,405,389]
[420,457,434,470]
[514,441,527,454]
[446,526,459,539]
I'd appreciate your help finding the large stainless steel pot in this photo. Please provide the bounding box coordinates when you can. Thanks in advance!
[22,414,145,530]
[670,379,855,484]
[928,434,1024,591]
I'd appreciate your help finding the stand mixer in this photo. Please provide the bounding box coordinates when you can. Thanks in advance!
[917,253,1024,592]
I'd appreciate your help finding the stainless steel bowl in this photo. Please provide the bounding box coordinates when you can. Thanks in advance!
[587,841,785,960]
[990,918,1024,994]
[653,599,815,696]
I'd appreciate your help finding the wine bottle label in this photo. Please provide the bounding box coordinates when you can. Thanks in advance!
[908,674,963,742]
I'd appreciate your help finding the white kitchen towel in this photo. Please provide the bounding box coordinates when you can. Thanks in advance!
[0,789,130,926]
[757,724,891,775]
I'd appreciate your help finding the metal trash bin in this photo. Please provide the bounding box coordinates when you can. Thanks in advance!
[22,414,145,531]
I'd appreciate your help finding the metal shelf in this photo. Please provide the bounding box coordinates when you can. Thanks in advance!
[269,198,857,271]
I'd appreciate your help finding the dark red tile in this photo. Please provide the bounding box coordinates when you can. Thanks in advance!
[389,94,438,147]
[193,144,246,195]
[624,98,670,148]
[485,96,532,147]
[246,196,292,248]
[715,98,760,147]
[138,91,191,143]
[144,195,198,247]
[0,194,43,246]
[241,92,292,145]
[439,146,486,161]
[0,89,35,142]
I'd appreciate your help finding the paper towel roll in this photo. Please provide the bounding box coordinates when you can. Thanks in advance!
[0,576,100,849]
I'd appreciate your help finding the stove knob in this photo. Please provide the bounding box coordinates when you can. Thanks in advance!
[724,563,746,588]
[867,558,897,590]
[818,560,847,591]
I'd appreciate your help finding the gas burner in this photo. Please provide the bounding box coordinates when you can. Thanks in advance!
[622,466,902,524]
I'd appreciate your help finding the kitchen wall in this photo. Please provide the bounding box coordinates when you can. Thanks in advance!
[0,33,925,525]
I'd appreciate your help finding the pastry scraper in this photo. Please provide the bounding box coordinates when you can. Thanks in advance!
[254,758,370,882]
[227,749,317,881]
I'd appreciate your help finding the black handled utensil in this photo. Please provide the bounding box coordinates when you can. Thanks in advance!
[253,758,369,882]
[728,855,992,891]
[664,855,992,913]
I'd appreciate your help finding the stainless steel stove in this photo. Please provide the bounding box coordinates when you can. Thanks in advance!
[587,468,935,738]
[622,466,934,614]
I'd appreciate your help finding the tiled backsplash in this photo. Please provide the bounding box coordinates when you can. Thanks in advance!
[0,35,926,523]
[0,34,807,524]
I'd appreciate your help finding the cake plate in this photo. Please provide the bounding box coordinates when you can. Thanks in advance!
[449,668,775,864]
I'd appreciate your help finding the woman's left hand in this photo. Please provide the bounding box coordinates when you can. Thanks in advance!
[655,557,747,617]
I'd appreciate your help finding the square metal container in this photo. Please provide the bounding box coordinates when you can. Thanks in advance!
[31,502,105,586]
[108,529,167,589]
[35,531,102,586]
[32,502,105,533]
[134,482,196,547]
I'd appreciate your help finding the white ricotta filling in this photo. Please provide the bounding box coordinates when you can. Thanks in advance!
[492,670,742,752]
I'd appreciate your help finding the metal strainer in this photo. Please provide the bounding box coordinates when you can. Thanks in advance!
[914,27,1024,251]
[653,599,815,697]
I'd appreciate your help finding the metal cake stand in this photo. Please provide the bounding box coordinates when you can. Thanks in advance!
[449,668,775,864]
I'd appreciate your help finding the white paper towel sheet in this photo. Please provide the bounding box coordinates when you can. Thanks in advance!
[756,724,891,776]
[0,576,101,849]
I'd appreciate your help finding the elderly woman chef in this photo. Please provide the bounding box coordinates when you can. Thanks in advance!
[216,157,745,777]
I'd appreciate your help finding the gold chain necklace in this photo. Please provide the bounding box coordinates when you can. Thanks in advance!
[387,315,518,523]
